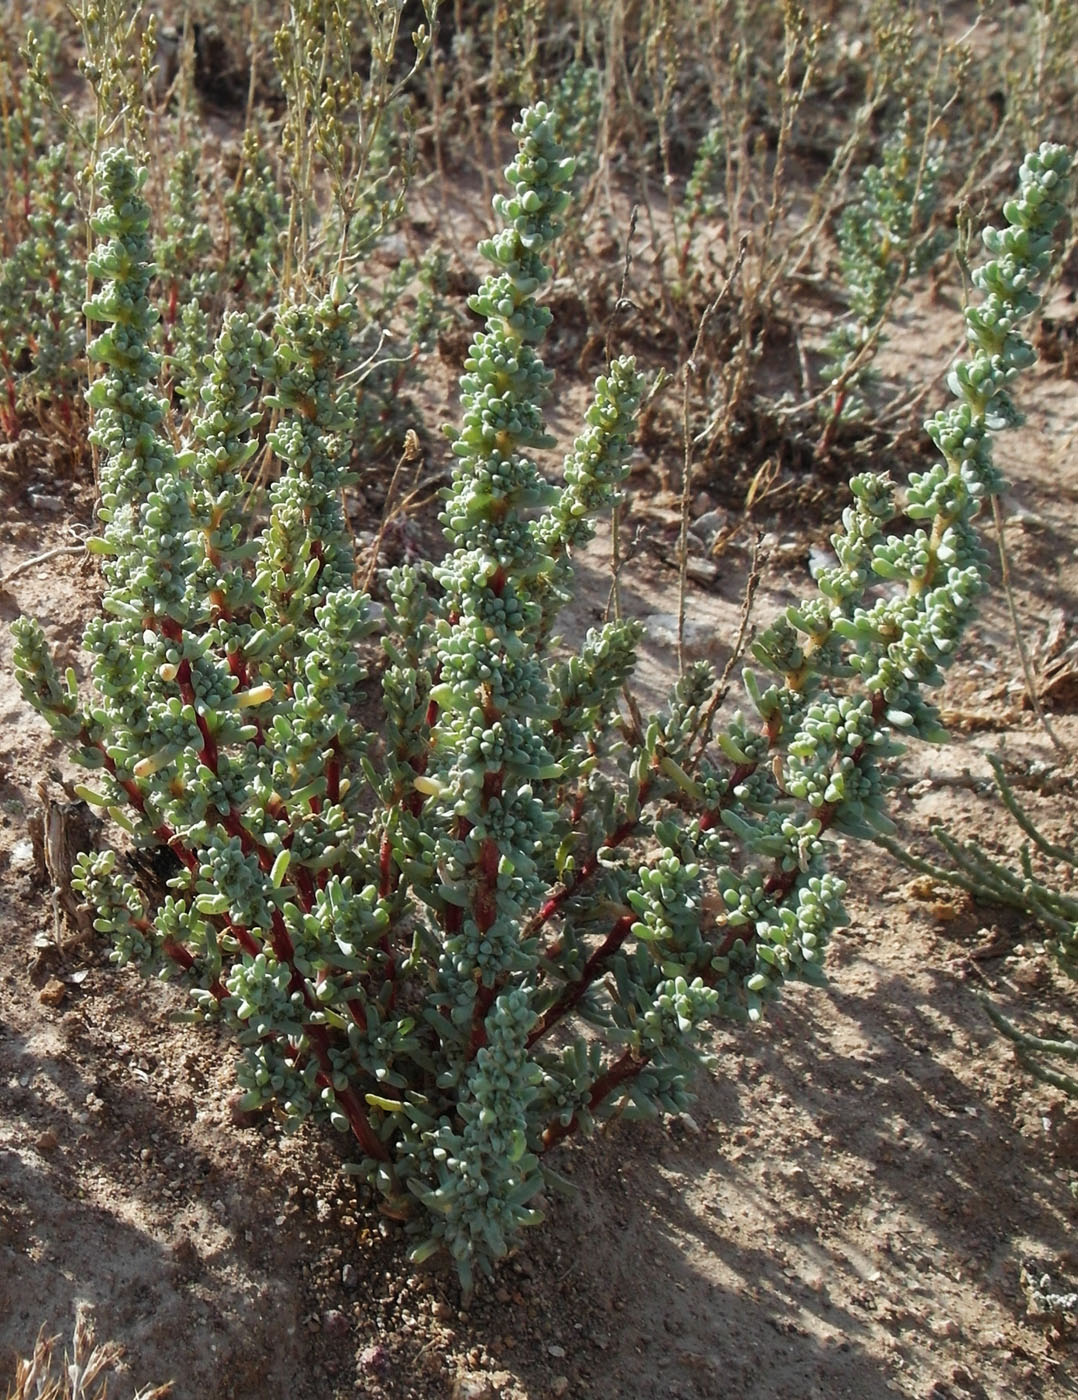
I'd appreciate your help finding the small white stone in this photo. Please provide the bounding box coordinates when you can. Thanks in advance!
[10,840,35,874]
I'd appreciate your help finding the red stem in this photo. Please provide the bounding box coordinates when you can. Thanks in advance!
[542,1047,647,1149]
[528,911,634,1047]
[532,807,644,943]
[533,696,890,1142]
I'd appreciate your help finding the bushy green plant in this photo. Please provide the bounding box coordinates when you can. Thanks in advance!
[221,125,289,303]
[0,18,81,438]
[155,145,217,400]
[12,108,1071,1292]
[551,59,602,181]
[0,1,438,459]
[820,115,946,435]
[0,143,84,438]
[0,16,66,239]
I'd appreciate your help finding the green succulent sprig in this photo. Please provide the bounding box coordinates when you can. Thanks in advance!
[12,118,1071,1295]
[821,116,946,429]
[0,142,83,437]
[155,146,217,400]
[224,128,288,300]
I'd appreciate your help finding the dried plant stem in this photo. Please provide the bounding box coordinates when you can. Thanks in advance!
[991,495,1068,756]
[3,1312,170,1400]
[1,542,85,586]
[686,529,765,770]
[677,235,748,670]
[607,203,639,626]
[360,430,423,593]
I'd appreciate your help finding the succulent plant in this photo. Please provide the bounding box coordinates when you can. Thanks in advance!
[13,113,1071,1292]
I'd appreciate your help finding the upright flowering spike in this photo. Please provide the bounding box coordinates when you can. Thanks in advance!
[424,105,642,1060]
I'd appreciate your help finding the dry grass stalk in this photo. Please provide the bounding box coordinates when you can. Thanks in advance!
[4,1314,170,1400]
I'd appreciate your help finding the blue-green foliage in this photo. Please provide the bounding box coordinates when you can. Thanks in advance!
[12,117,1071,1293]
[822,118,947,414]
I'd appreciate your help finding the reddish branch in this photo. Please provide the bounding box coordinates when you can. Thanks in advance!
[531,692,890,1147]
[528,910,634,1047]
[542,1047,648,1149]
[80,614,391,1162]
